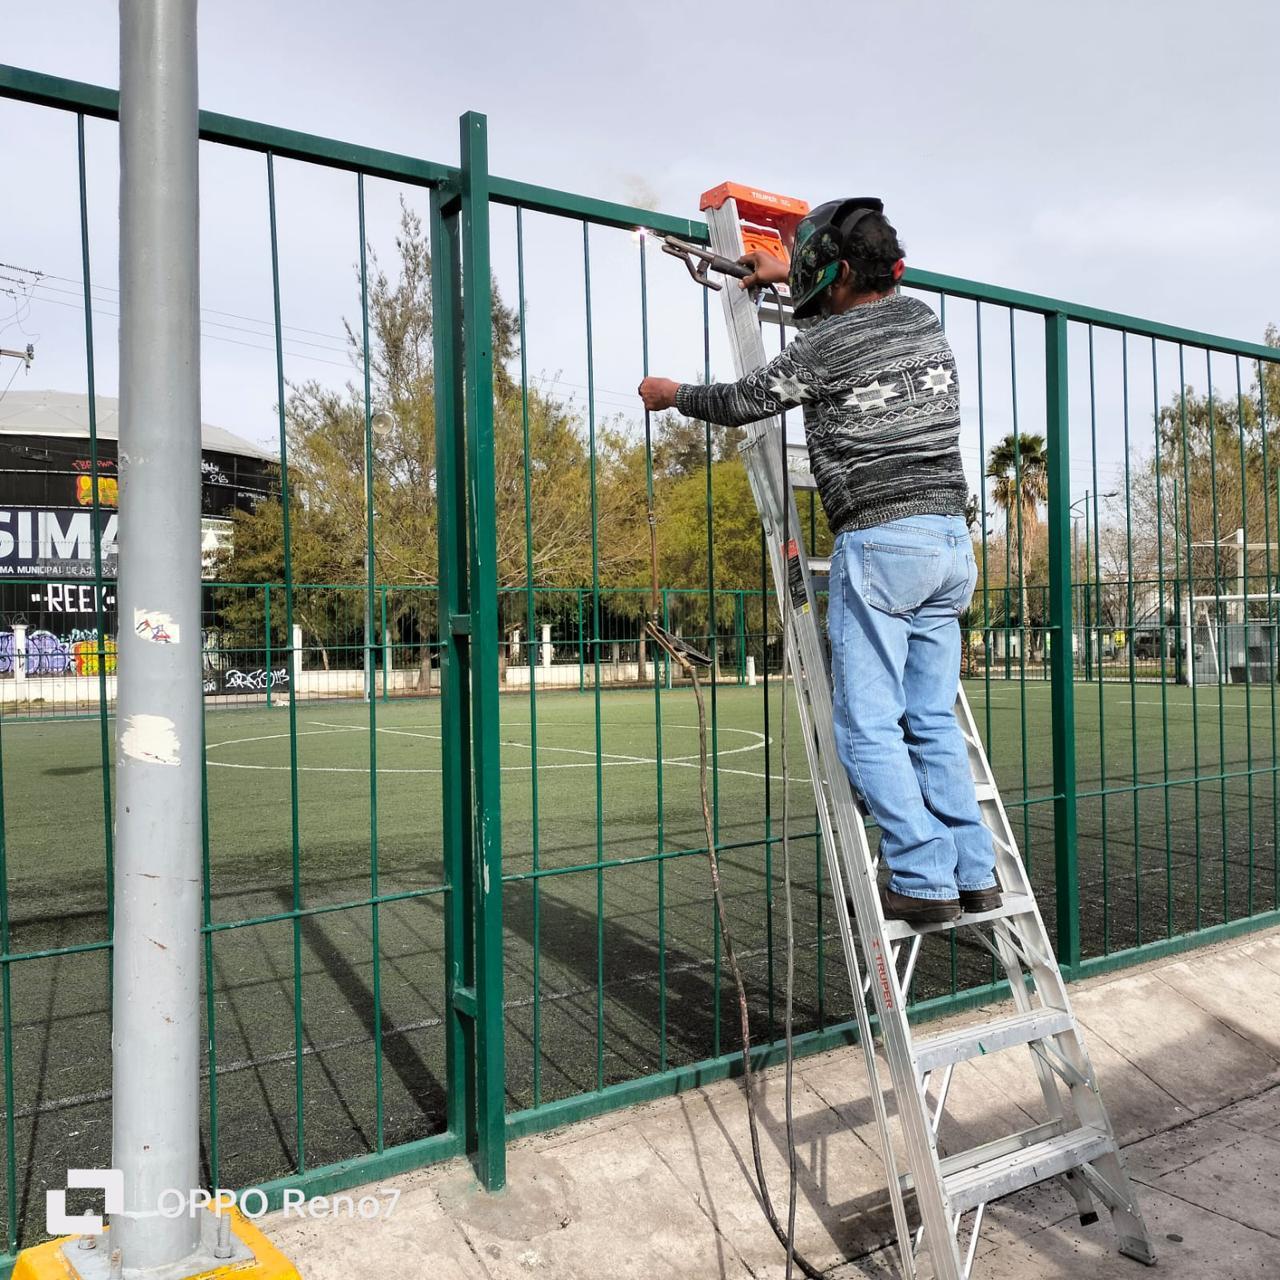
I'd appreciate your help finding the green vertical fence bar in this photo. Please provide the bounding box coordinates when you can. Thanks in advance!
[1233,356,1255,916]
[266,150,308,1171]
[1010,312,1032,865]
[1205,351,1228,924]
[1121,335,1141,943]
[198,679,219,1187]
[515,207,545,1105]
[1087,328,1109,950]
[430,183,474,1158]
[760,528,775,1036]
[76,114,116,946]
[639,233,668,1072]
[358,172,386,1152]
[460,111,506,1189]
[1151,341,1175,937]
[264,582,272,708]
[1259,363,1280,908]
[0,707,13,1255]
[1177,347,1204,928]
[1046,312,1081,968]
[582,222,606,1092]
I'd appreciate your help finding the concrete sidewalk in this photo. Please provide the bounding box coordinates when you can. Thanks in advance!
[264,929,1280,1278]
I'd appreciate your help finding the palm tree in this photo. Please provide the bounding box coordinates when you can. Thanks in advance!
[986,433,1048,532]
[986,433,1049,655]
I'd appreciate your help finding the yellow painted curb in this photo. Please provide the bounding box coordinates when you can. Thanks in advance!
[13,1208,301,1279]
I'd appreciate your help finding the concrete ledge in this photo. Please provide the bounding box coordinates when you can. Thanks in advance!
[261,928,1280,1279]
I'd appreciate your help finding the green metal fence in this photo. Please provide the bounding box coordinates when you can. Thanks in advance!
[2,61,1280,1268]
[0,573,1263,724]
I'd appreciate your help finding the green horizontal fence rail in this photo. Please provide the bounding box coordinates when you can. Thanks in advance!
[2,60,1280,1269]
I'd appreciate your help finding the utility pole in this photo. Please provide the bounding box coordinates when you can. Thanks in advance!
[0,343,34,367]
[111,0,204,1268]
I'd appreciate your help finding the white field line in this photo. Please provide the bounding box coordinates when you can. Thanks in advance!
[202,719,814,786]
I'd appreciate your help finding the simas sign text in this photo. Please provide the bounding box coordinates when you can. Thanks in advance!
[0,508,118,578]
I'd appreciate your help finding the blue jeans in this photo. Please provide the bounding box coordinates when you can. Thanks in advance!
[828,515,995,901]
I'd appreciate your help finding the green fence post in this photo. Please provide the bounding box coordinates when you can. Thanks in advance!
[430,184,474,1162]
[458,110,505,1191]
[264,582,272,708]
[1046,312,1081,970]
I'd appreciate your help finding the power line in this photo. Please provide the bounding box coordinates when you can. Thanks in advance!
[22,276,352,357]
[34,268,354,346]
[22,292,356,373]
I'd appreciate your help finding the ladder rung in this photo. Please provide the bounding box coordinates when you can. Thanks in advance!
[913,1007,1074,1076]
[882,891,1036,943]
[901,1118,1061,1197]
[808,556,830,576]
[942,1125,1112,1214]
[790,470,819,492]
[972,782,998,802]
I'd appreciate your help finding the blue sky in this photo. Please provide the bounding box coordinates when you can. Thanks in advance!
[2,0,1277,510]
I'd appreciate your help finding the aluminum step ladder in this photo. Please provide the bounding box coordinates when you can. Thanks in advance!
[677,185,1157,1279]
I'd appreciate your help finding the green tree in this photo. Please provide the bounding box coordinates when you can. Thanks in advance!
[656,457,762,635]
[1130,327,1280,600]
[219,203,600,679]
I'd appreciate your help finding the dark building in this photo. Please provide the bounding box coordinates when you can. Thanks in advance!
[0,389,278,640]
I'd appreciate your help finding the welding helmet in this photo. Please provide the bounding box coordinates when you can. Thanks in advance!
[789,197,898,320]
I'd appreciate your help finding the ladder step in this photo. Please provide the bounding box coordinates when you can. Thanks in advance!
[808,556,830,575]
[913,1007,1074,1075]
[791,470,819,492]
[942,1125,1113,1214]
[882,891,1036,942]
[902,1118,1056,1195]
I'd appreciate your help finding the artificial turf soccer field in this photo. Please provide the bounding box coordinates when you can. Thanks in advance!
[1,675,1277,1238]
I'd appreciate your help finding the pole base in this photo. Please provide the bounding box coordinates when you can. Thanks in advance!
[13,1208,301,1280]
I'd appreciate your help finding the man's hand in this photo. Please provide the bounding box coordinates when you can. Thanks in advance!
[737,249,790,290]
[638,377,680,412]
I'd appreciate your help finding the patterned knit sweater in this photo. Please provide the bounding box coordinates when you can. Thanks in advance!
[674,293,968,533]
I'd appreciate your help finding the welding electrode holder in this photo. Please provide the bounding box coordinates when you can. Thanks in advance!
[659,235,754,291]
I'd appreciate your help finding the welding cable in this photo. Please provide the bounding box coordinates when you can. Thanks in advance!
[776,285,800,1280]
[640,273,823,1278]
[677,286,820,1280]
[685,664,824,1280]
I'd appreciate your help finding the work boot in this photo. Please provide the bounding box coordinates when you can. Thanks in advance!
[878,885,961,925]
[959,877,1002,915]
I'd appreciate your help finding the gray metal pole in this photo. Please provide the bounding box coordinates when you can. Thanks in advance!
[112,0,203,1268]
[364,542,372,701]
[1072,515,1078,663]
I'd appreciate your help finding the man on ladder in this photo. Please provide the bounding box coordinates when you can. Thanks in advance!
[640,198,999,926]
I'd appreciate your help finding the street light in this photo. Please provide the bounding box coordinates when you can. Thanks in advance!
[365,409,396,701]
